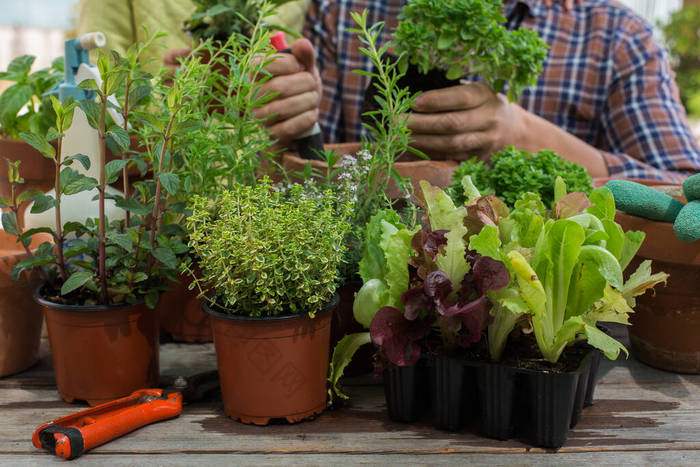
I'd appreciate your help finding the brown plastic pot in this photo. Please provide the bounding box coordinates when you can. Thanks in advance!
[281,143,457,199]
[615,210,700,373]
[0,231,52,377]
[202,294,338,425]
[35,288,159,405]
[158,274,212,343]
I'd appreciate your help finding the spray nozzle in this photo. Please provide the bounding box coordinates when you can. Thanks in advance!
[79,32,106,51]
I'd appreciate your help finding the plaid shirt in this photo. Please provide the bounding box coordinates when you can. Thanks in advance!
[305,0,700,182]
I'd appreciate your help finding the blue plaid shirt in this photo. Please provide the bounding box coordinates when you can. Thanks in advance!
[305,0,700,182]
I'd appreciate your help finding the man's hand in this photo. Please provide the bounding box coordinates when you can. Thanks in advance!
[407,82,520,160]
[254,38,322,144]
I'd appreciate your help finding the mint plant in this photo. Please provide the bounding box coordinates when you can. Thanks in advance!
[4,38,206,307]
[392,0,548,101]
[0,56,64,139]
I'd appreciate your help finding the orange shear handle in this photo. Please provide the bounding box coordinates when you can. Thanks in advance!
[33,389,182,460]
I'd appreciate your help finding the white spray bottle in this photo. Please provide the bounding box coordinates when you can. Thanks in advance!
[24,32,125,230]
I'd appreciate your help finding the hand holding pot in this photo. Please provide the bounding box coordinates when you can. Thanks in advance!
[407,82,519,161]
[254,38,322,145]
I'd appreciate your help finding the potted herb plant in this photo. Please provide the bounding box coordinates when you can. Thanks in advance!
[6,41,201,404]
[0,56,63,222]
[0,160,52,376]
[187,179,352,424]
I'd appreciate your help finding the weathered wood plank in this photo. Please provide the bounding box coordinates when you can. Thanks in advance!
[3,450,700,466]
[1,338,700,465]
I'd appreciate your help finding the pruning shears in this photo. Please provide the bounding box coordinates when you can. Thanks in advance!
[32,371,219,460]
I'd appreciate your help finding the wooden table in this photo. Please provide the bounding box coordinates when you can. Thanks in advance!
[2,329,700,466]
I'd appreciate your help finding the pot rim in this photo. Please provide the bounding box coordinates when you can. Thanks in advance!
[33,284,144,311]
[201,292,339,322]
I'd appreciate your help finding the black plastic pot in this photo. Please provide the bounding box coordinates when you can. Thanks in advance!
[431,355,477,431]
[475,362,517,440]
[382,346,603,449]
[383,359,429,423]
[522,354,591,449]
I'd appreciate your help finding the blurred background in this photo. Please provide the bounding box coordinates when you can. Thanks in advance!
[0,0,698,118]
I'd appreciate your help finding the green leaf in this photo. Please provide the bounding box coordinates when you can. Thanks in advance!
[78,100,101,129]
[353,279,391,329]
[620,260,669,308]
[437,31,457,50]
[30,194,59,214]
[577,245,623,289]
[145,290,159,309]
[61,270,94,295]
[0,84,32,124]
[107,232,133,252]
[446,64,463,80]
[106,125,130,152]
[328,332,371,401]
[17,226,53,243]
[158,172,180,196]
[19,132,55,159]
[583,321,628,360]
[115,197,151,215]
[64,153,91,171]
[587,186,616,221]
[358,210,404,282]
[436,221,469,290]
[16,189,44,205]
[383,226,417,308]
[619,230,645,271]
[105,159,129,184]
[420,180,466,232]
[469,224,502,261]
[152,247,178,269]
[60,168,98,195]
[1,211,19,236]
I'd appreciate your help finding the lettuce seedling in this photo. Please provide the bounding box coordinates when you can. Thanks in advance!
[467,178,668,362]
[392,0,548,101]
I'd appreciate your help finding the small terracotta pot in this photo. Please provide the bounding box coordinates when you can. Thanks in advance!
[615,210,700,373]
[35,288,159,405]
[281,143,457,199]
[0,231,52,377]
[203,294,338,425]
[158,274,212,343]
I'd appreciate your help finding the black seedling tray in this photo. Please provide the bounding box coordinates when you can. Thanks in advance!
[383,349,602,449]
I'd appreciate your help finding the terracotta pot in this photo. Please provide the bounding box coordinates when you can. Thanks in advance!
[158,274,212,343]
[281,143,458,199]
[35,288,159,405]
[0,231,52,377]
[330,282,374,376]
[615,209,700,373]
[203,294,338,425]
[0,139,55,223]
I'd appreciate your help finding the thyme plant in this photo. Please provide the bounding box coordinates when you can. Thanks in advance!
[187,179,352,317]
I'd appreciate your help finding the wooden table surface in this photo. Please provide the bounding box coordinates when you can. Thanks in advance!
[2,329,700,466]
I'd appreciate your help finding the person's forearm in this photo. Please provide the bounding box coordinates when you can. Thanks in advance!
[513,104,609,177]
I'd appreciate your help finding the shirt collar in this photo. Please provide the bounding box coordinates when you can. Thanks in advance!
[505,0,546,19]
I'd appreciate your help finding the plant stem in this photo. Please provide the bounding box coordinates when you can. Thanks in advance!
[146,118,174,275]
[121,80,132,229]
[98,95,108,304]
[54,136,68,282]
